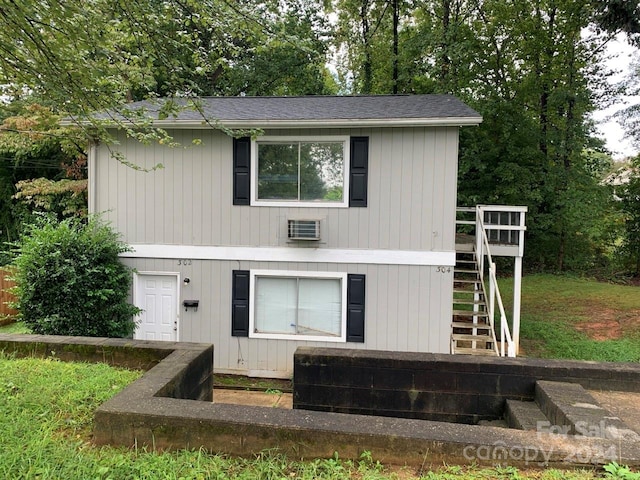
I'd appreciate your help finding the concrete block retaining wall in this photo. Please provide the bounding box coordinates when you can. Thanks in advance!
[1,336,639,468]
[293,347,640,423]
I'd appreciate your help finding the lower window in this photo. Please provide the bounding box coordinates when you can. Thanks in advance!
[249,270,347,342]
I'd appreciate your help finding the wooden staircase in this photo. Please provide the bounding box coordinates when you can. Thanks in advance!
[451,250,498,356]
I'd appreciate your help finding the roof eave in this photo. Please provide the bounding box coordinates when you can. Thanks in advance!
[66,116,483,129]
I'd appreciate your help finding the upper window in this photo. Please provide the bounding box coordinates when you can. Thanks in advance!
[251,136,350,207]
[249,270,347,342]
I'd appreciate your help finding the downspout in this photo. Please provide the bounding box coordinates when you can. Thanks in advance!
[88,141,98,214]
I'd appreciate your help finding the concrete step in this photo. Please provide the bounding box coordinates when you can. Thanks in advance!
[535,380,639,441]
[505,399,548,431]
[478,418,508,428]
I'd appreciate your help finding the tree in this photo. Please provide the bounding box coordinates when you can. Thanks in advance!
[389,0,623,270]
[0,0,336,163]
[591,0,640,45]
[10,216,140,337]
[617,156,640,275]
[0,104,87,265]
[0,1,333,118]
[332,0,412,94]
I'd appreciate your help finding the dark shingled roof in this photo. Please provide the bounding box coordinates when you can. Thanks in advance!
[104,95,482,127]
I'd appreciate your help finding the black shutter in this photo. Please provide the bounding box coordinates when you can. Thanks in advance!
[349,137,369,207]
[231,270,250,337]
[346,274,365,342]
[233,137,251,205]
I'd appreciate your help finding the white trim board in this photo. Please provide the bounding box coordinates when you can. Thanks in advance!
[70,117,482,129]
[121,244,456,266]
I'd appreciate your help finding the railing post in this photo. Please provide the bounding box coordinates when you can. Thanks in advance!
[489,263,499,356]
[513,256,523,355]
[475,206,483,279]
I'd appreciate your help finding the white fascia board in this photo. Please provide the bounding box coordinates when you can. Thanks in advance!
[477,205,529,212]
[85,117,483,130]
[121,244,456,266]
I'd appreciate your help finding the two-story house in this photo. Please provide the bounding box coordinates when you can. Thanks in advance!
[89,95,486,377]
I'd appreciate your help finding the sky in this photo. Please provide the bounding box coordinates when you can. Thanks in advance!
[592,34,639,161]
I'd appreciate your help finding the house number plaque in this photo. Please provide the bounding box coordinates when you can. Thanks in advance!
[177,259,193,265]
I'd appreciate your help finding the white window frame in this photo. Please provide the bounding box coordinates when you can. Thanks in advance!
[251,136,350,208]
[249,270,348,342]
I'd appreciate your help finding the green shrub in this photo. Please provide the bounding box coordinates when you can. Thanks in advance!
[10,216,140,337]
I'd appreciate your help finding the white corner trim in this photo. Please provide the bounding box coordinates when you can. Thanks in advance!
[121,244,456,266]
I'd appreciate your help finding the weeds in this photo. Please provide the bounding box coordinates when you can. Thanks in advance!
[604,462,640,480]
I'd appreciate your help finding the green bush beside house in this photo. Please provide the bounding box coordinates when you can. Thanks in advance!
[10,216,140,337]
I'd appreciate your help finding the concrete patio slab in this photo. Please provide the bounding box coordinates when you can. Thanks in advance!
[590,390,640,434]
[214,389,293,409]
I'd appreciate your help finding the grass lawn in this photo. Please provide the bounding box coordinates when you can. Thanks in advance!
[0,353,612,479]
[499,274,640,362]
[0,320,30,334]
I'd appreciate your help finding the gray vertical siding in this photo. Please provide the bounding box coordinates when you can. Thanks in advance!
[95,127,459,252]
[124,258,451,375]
[98,125,460,375]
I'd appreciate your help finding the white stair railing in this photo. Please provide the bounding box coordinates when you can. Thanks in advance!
[475,208,516,357]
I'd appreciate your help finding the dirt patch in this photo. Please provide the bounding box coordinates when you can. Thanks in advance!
[575,319,622,340]
[574,303,640,341]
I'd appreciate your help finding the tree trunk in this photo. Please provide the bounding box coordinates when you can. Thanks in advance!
[441,0,451,83]
[361,0,372,94]
[392,0,399,94]
[558,227,565,271]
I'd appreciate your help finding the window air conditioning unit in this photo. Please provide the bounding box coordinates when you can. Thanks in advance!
[288,219,320,241]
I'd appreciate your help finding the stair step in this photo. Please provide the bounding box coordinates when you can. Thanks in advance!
[452,333,494,343]
[452,299,486,306]
[451,321,492,330]
[534,381,638,440]
[452,249,497,358]
[455,264,478,269]
[453,309,489,317]
[505,400,548,431]
[453,347,498,356]
[454,268,479,275]
[453,289,484,295]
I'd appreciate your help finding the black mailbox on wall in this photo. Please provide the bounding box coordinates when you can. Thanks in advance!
[183,300,199,312]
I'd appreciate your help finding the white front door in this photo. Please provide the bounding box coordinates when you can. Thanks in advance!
[134,273,179,341]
